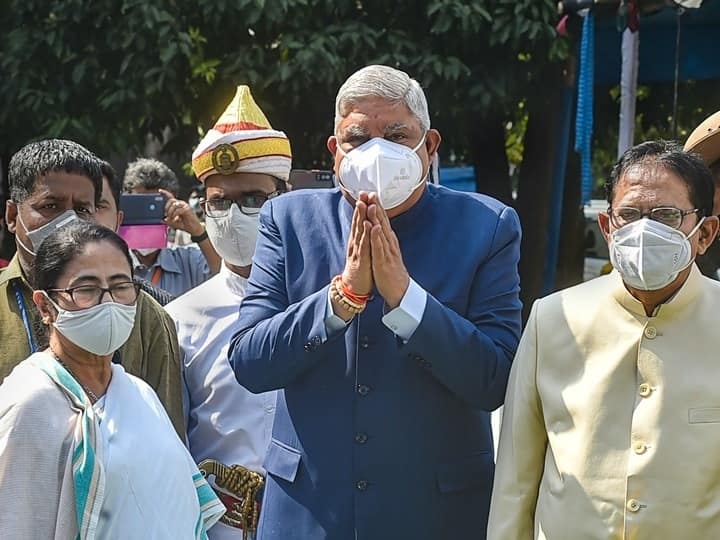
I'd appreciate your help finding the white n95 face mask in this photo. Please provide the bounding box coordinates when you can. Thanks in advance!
[337,135,427,209]
[205,203,259,267]
[17,210,78,256]
[45,294,137,356]
[609,217,705,291]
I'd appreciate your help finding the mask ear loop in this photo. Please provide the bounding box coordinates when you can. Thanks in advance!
[39,291,63,326]
[408,132,430,190]
[15,211,37,256]
[15,236,36,257]
[675,215,707,274]
[41,291,64,313]
[334,139,355,194]
[411,132,428,153]
[685,215,706,240]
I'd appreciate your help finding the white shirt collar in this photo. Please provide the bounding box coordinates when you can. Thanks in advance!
[220,262,248,298]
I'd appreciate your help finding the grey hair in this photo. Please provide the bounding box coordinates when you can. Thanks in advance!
[123,157,180,196]
[334,65,431,134]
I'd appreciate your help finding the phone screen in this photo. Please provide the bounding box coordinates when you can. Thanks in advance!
[118,194,167,249]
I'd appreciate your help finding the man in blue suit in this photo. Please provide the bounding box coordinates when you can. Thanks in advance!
[229,65,522,540]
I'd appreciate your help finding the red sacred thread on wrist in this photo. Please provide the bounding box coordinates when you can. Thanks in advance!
[340,281,370,304]
[335,275,370,305]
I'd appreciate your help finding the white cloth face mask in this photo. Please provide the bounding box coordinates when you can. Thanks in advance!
[205,203,259,267]
[17,209,78,256]
[337,135,427,209]
[609,217,705,291]
[45,294,137,356]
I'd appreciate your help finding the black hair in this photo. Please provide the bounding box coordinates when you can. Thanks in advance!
[274,178,289,193]
[8,139,103,204]
[123,158,180,196]
[32,220,133,291]
[710,161,720,189]
[100,160,121,208]
[606,140,715,217]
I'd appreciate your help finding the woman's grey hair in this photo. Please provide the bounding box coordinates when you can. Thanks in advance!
[334,65,431,134]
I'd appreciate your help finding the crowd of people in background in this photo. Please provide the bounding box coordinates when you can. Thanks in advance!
[0,64,720,539]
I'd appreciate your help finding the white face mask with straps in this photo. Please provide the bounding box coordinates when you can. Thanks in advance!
[337,135,427,209]
[205,203,259,267]
[609,217,705,291]
[44,293,136,356]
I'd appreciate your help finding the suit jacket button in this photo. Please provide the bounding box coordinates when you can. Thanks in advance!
[355,432,368,444]
[356,480,369,491]
[311,335,322,345]
[357,384,371,396]
[304,342,313,352]
[415,356,431,369]
[360,336,370,350]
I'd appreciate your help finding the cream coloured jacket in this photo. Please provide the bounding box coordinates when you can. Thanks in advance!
[488,265,720,540]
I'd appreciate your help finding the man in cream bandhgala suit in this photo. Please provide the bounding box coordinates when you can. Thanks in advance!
[488,141,720,539]
[229,65,522,539]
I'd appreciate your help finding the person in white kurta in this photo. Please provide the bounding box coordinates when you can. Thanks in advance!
[0,353,224,539]
[167,263,276,540]
[168,84,292,539]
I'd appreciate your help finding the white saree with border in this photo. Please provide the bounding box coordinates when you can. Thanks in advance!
[0,352,224,539]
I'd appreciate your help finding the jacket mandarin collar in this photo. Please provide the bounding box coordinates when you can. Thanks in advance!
[389,184,432,233]
[611,263,703,318]
[337,184,433,233]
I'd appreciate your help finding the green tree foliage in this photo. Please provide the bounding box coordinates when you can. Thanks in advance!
[592,80,720,197]
[0,0,564,169]
[0,1,196,156]
[1,0,572,307]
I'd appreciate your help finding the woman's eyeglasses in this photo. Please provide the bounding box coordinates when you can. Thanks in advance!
[47,282,140,309]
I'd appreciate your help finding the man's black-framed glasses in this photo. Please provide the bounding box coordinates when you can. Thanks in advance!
[202,191,281,218]
[47,282,141,309]
[608,206,701,230]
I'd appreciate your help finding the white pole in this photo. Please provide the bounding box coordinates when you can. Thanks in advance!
[618,27,640,157]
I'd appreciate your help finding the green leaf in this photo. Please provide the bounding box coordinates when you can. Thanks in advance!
[71,62,86,84]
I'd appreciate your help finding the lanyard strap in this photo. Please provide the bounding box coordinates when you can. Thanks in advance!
[151,266,163,286]
[12,281,37,354]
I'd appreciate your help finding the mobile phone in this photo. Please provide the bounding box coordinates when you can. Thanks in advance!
[119,193,166,225]
[289,169,335,190]
[118,193,168,249]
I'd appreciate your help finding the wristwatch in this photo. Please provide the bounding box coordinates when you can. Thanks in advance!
[190,230,209,243]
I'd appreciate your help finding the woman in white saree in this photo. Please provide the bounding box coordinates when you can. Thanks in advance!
[0,220,224,539]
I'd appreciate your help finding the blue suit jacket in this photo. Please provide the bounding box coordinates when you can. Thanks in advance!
[229,185,522,540]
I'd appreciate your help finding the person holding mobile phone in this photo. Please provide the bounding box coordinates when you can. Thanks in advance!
[123,158,221,297]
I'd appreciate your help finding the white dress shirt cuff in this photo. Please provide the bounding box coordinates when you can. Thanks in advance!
[381,278,427,342]
[325,287,351,334]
